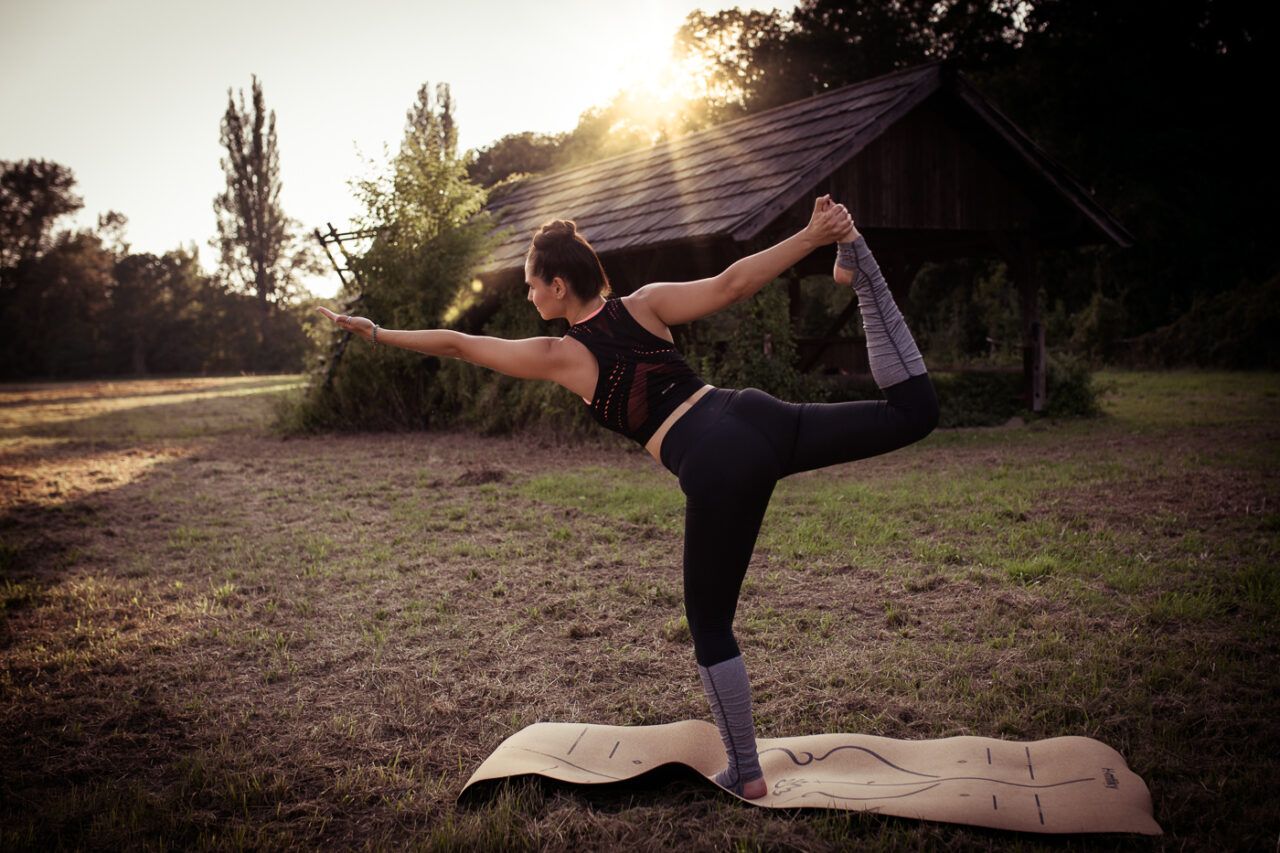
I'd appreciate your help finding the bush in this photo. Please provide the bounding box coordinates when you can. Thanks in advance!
[933,371,1024,427]
[1069,289,1129,363]
[1128,274,1280,369]
[1044,352,1104,417]
[685,283,829,403]
[825,359,1101,428]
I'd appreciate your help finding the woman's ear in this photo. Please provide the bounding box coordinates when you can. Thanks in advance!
[552,277,567,299]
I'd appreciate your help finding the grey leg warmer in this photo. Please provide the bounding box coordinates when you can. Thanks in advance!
[698,655,763,795]
[837,237,927,389]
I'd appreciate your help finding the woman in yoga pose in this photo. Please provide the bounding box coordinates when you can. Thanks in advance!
[319,196,938,799]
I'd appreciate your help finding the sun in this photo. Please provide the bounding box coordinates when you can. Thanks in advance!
[607,24,721,139]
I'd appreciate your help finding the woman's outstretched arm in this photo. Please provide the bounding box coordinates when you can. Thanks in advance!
[317,307,583,387]
[627,195,853,328]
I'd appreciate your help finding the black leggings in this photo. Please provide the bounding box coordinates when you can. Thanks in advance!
[659,374,939,667]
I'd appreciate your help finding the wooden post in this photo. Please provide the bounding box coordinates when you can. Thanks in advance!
[1026,318,1046,411]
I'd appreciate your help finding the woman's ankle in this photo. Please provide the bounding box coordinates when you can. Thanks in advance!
[741,775,768,799]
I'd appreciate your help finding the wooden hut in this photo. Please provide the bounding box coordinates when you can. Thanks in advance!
[477,62,1131,409]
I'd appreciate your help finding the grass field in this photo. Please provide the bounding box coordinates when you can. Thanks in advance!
[1,372,1276,851]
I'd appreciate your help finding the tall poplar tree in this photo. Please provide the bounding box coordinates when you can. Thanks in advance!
[213,76,315,360]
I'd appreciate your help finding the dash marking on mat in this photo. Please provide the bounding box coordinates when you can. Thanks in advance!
[1035,793,1044,825]
[992,794,998,810]
[1026,746,1035,780]
[567,727,587,755]
[986,748,992,765]
[608,741,619,759]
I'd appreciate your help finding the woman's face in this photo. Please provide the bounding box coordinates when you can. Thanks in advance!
[525,265,562,321]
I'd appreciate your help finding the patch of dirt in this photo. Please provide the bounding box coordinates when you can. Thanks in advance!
[453,467,507,486]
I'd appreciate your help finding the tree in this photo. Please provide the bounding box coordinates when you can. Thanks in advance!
[0,159,83,270]
[350,82,494,329]
[213,76,316,329]
[292,83,502,430]
[673,8,809,116]
[467,130,566,189]
[671,1,1023,117]
[977,0,1278,335]
[0,230,113,378]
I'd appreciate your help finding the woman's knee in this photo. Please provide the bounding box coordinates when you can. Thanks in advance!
[914,375,940,438]
[889,373,939,443]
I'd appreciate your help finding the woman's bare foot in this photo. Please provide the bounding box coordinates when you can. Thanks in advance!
[741,775,768,799]
[833,260,854,286]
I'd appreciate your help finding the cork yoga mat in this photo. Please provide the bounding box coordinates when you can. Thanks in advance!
[461,720,1161,836]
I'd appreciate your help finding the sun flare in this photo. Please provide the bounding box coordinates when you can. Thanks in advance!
[606,16,723,137]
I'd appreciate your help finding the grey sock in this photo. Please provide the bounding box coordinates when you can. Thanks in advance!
[698,656,763,794]
[837,237,927,389]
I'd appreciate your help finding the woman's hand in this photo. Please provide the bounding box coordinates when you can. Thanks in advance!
[317,306,376,341]
[806,195,859,245]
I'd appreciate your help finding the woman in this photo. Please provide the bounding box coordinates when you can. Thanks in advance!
[319,196,938,799]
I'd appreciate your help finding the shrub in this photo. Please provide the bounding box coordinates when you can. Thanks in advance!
[1128,274,1280,369]
[824,359,1101,428]
[1044,352,1104,417]
[685,283,829,403]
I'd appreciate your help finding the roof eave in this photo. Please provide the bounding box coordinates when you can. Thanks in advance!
[726,64,946,243]
[952,74,1134,249]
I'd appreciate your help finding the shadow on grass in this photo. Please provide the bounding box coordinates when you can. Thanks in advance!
[0,376,301,411]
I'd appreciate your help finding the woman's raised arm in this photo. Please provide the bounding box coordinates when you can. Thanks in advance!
[626,196,854,329]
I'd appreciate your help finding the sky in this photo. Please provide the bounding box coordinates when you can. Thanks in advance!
[0,0,726,297]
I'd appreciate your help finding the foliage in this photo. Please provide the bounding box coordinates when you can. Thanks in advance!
[287,84,509,432]
[974,0,1276,337]
[0,160,319,379]
[0,159,83,269]
[686,281,829,404]
[466,131,564,189]
[672,8,795,119]
[213,76,319,315]
[1068,289,1129,363]
[825,365,1098,428]
[0,230,114,377]
[673,0,1024,117]
[1128,274,1280,370]
[931,371,1022,427]
[1044,352,1104,417]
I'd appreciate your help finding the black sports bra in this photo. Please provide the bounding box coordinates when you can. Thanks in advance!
[564,299,705,445]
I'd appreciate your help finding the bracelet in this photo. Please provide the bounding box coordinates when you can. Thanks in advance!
[372,324,379,345]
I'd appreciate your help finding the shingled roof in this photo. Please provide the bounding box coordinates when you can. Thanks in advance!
[479,62,1130,281]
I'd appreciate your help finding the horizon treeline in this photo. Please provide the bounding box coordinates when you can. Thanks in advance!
[0,159,323,380]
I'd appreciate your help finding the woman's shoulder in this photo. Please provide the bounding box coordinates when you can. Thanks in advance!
[619,291,675,343]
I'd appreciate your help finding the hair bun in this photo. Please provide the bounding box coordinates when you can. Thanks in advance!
[534,219,577,249]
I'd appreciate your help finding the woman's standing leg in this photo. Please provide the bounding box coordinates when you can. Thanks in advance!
[668,400,780,797]
[686,485,772,798]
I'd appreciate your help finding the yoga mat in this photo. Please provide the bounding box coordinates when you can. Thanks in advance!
[461,721,1161,835]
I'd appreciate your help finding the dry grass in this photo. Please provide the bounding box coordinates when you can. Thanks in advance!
[0,371,1276,851]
